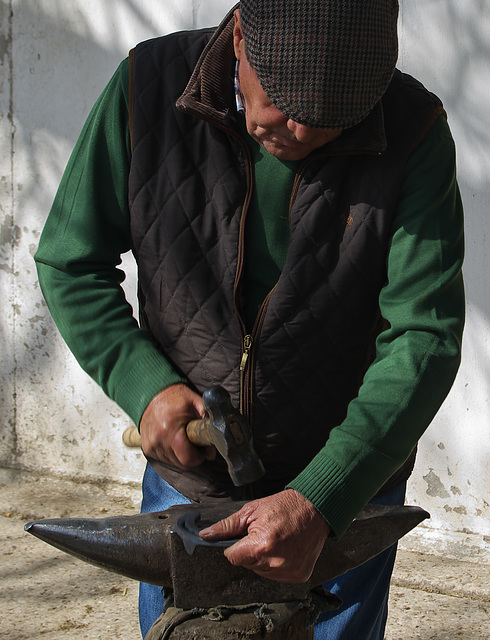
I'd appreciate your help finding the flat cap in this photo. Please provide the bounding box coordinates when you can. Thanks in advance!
[240,0,399,129]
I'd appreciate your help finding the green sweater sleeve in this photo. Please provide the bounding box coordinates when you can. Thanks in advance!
[34,60,186,426]
[288,116,465,537]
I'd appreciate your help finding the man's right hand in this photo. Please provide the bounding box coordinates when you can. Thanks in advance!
[139,384,216,469]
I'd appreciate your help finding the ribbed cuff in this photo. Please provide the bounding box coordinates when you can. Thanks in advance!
[114,350,187,427]
[287,453,369,539]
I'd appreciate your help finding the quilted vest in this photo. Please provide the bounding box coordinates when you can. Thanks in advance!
[128,13,444,502]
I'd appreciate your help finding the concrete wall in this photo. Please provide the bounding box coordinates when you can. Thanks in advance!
[1,0,489,561]
[397,1,490,562]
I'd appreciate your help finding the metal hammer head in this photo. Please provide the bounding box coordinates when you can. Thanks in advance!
[203,386,265,486]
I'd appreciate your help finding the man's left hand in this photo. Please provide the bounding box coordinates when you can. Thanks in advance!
[199,489,331,583]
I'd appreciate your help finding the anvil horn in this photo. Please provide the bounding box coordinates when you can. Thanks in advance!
[25,502,429,609]
[24,511,174,586]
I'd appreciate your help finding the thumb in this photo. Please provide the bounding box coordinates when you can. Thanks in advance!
[199,511,248,541]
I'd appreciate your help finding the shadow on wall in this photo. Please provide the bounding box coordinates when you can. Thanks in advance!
[2,0,190,468]
[400,0,490,353]
[3,0,234,474]
[400,0,490,305]
[12,0,199,218]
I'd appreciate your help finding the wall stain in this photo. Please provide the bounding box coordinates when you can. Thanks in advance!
[423,469,450,498]
[1,214,14,245]
[444,504,469,515]
[443,505,470,519]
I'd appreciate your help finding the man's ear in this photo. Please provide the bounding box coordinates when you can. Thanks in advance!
[233,9,244,60]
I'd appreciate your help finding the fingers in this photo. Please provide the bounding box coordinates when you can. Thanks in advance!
[222,524,294,579]
[167,424,209,468]
[140,384,214,469]
[224,533,277,570]
[201,491,331,584]
[199,508,250,541]
[199,503,282,573]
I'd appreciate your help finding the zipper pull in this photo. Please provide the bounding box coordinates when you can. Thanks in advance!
[240,334,253,371]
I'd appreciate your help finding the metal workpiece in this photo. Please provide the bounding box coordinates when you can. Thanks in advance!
[25,501,429,610]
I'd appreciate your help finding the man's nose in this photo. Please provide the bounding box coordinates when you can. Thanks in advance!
[286,119,316,143]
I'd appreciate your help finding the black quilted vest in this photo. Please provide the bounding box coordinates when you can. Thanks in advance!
[128,13,444,502]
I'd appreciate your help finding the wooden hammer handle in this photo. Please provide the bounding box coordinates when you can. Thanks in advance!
[185,418,213,447]
[122,420,212,448]
[122,425,142,447]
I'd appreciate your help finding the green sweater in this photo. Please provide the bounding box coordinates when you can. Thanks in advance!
[35,59,464,536]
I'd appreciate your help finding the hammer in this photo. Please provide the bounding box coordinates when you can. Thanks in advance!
[123,386,265,487]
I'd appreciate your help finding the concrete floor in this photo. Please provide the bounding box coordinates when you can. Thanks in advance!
[1,468,488,639]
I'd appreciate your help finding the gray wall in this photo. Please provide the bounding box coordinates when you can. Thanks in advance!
[1,0,488,562]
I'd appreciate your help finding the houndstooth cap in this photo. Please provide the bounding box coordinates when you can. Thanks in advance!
[239,0,399,129]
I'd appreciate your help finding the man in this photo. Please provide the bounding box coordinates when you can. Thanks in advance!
[35,1,465,638]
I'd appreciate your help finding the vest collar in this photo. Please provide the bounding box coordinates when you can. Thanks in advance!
[176,6,237,130]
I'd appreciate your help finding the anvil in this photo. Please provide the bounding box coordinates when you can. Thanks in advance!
[25,501,429,610]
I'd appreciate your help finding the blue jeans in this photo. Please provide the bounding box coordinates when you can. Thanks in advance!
[139,463,406,639]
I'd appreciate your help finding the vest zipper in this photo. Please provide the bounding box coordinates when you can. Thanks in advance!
[239,332,254,418]
[239,288,274,419]
[239,159,310,420]
[240,334,253,373]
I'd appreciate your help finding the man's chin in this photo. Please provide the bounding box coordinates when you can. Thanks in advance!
[259,139,311,161]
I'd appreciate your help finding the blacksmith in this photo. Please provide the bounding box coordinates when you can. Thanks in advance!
[35,1,464,637]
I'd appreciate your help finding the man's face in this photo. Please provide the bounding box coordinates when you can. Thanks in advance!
[233,10,342,161]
